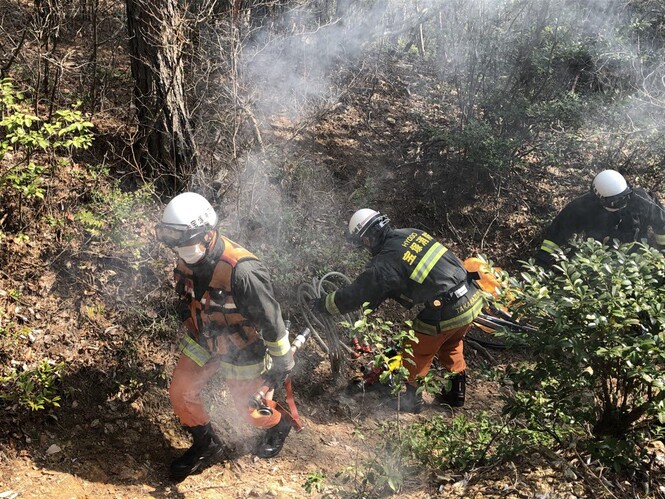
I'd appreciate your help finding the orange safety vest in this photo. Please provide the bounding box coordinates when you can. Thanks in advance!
[175,236,264,363]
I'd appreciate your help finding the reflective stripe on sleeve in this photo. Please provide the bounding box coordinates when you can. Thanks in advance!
[179,335,212,367]
[325,291,341,315]
[410,242,448,284]
[265,335,291,357]
[540,239,560,254]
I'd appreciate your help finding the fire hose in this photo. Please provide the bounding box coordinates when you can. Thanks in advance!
[297,272,359,380]
[248,321,310,432]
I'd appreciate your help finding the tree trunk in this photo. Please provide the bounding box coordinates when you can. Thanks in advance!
[125,0,198,193]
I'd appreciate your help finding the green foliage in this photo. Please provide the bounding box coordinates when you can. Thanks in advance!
[426,119,520,173]
[342,304,416,395]
[73,184,155,251]
[0,360,65,411]
[74,208,105,236]
[303,471,326,494]
[498,238,665,469]
[406,412,556,471]
[333,425,414,497]
[0,79,93,155]
[0,78,94,218]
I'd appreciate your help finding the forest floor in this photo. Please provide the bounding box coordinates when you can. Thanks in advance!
[1,46,662,499]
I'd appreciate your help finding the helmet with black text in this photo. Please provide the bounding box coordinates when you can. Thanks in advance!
[347,208,391,247]
[591,170,632,212]
[155,192,218,249]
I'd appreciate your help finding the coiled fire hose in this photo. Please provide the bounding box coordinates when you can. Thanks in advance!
[296,272,359,380]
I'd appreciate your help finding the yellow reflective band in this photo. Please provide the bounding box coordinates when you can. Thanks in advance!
[265,335,291,357]
[325,291,341,315]
[540,239,559,254]
[179,335,212,367]
[414,294,484,335]
[219,357,268,380]
[410,242,448,284]
[655,233,665,245]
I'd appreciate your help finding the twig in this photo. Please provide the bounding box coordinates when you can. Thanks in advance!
[536,446,618,499]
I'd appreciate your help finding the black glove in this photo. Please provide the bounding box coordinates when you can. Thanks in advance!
[264,350,295,388]
[309,296,329,315]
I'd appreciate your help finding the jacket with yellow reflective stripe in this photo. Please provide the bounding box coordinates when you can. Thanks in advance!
[535,188,665,267]
[329,228,479,322]
[175,233,288,366]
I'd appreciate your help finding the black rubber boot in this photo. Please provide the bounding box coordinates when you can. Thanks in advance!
[254,416,292,459]
[169,423,224,482]
[391,384,423,414]
[440,371,466,407]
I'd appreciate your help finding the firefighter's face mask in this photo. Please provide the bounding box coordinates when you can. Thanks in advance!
[175,242,207,264]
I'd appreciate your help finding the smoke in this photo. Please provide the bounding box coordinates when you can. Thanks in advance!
[242,2,389,123]
[197,0,665,264]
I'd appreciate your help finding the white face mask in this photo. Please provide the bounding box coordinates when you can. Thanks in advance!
[175,243,207,264]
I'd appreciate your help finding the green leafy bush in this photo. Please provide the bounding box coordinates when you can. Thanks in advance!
[498,239,665,469]
[406,411,556,471]
[333,425,414,497]
[74,184,155,247]
[0,359,65,411]
[342,305,416,395]
[0,78,94,221]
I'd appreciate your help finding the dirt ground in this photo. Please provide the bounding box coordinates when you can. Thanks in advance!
[1,344,584,499]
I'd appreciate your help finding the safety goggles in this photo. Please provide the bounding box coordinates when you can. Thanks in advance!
[155,223,208,248]
[599,188,632,211]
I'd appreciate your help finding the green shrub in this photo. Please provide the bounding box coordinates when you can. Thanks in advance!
[0,359,65,411]
[0,78,94,221]
[342,305,416,395]
[74,184,155,248]
[333,425,414,497]
[406,412,556,471]
[498,238,665,470]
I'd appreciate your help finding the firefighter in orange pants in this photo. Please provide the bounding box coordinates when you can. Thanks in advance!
[312,209,484,413]
[155,193,294,482]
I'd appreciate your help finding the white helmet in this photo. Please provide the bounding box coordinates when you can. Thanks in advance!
[591,170,632,211]
[348,208,390,245]
[155,192,218,247]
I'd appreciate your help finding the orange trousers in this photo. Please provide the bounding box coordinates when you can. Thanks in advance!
[169,355,281,429]
[402,323,471,385]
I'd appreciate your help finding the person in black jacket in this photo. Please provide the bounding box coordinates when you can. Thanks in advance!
[536,170,665,267]
[313,209,484,413]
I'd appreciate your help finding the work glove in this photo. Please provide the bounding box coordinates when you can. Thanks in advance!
[264,349,295,388]
[309,296,330,316]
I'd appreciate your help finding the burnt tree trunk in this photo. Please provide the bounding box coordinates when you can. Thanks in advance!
[125,0,198,193]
